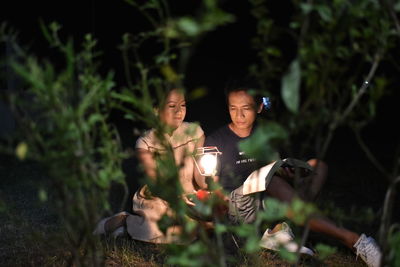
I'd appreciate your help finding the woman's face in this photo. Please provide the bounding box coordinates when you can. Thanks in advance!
[159,89,186,130]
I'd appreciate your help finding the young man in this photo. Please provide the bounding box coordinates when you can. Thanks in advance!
[203,86,382,267]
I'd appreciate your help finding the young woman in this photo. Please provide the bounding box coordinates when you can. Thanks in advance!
[94,88,205,243]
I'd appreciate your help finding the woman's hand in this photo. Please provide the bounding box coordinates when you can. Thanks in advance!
[182,189,212,206]
[182,193,196,206]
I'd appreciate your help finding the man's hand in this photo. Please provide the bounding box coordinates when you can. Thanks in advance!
[281,167,295,179]
[280,166,311,179]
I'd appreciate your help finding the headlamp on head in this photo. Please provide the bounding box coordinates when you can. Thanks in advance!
[262,97,271,110]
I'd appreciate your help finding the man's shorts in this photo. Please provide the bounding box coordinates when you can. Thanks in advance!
[228,185,262,224]
[227,166,314,224]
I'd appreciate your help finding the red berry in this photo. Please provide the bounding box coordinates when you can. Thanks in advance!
[196,189,209,201]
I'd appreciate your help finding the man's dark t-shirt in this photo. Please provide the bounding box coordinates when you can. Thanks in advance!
[204,125,258,193]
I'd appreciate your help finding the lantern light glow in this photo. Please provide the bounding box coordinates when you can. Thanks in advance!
[200,154,217,176]
[193,146,222,176]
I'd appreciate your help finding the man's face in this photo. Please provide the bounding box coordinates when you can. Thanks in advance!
[159,89,186,130]
[228,90,260,131]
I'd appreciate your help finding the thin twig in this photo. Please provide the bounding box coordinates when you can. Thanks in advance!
[353,127,391,179]
[120,39,134,89]
[124,0,158,28]
[340,53,380,121]
[320,50,382,158]
[380,0,400,35]
[295,217,312,266]
[298,0,314,49]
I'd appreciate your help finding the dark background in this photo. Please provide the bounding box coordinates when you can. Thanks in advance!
[1,0,257,133]
[2,1,397,132]
[2,1,399,221]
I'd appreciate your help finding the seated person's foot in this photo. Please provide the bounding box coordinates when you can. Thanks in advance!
[260,222,314,256]
[353,234,381,267]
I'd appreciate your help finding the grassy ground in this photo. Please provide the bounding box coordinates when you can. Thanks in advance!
[0,152,386,266]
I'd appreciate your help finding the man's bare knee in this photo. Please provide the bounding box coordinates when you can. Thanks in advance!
[306,158,328,200]
[308,158,328,173]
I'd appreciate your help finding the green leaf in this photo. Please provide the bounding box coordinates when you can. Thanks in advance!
[88,114,103,126]
[0,199,7,213]
[234,223,254,237]
[316,5,332,22]
[38,188,48,202]
[281,59,301,113]
[315,243,337,260]
[164,21,180,39]
[177,17,200,37]
[15,142,28,160]
[300,3,313,15]
[141,0,159,10]
[289,21,300,29]
[184,220,197,233]
[167,241,207,266]
[160,64,180,82]
[188,87,208,100]
[260,198,288,221]
[266,47,281,57]
[215,223,228,234]
[389,230,400,266]
[244,235,261,253]
[158,214,174,234]
[395,2,400,12]
[278,247,297,262]
[289,198,317,225]
[368,101,376,117]
[124,113,135,121]
[97,169,109,189]
[239,121,287,163]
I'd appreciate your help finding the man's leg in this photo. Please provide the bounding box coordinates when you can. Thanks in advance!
[232,173,381,266]
[266,175,358,249]
[296,159,328,201]
[306,159,328,201]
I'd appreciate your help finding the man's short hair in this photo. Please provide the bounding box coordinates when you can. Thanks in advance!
[224,78,263,107]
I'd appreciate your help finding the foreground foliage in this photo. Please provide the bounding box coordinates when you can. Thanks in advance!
[1,0,400,266]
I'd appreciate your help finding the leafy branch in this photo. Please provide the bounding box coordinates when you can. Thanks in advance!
[320,49,383,158]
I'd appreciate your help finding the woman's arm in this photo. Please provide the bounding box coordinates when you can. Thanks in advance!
[136,148,157,180]
[193,135,207,189]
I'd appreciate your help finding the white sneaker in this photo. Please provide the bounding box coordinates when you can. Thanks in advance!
[353,234,382,267]
[260,222,314,256]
